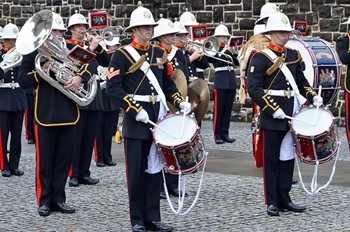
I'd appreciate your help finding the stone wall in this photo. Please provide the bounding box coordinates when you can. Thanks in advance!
[1,0,350,123]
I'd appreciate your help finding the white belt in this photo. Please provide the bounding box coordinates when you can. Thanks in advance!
[0,83,20,89]
[128,94,161,104]
[214,66,232,72]
[196,68,204,73]
[264,89,295,98]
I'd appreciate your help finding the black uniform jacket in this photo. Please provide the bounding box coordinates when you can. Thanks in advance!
[0,48,27,111]
[66,40,110,111]
[106,41,184,140]
[18,50,98,126]
[247,45,316,131]
[184,50,209,80]
[206,46,239,90]
[336,33,350,93]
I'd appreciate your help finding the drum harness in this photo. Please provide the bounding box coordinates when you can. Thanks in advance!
[124,45,208,214]
[262,48,341,195]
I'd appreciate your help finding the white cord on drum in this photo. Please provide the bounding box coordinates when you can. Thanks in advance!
[295,141,341,195]
[162,151,208,216]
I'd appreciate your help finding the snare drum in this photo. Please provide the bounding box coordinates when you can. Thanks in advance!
[152,112,206,175]
[286,36,342,105]
[290,106,339,164]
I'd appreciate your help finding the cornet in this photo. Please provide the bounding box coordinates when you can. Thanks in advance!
[184,36,234,65]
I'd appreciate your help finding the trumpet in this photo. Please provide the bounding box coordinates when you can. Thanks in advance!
[184,36,234,65]
[87,26,126,42]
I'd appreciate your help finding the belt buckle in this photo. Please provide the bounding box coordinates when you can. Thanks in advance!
[284,90,291,99]
[149,94,157,104]
[10,83,16,89]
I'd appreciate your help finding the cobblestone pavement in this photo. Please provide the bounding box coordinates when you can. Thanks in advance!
[0,121,350,231]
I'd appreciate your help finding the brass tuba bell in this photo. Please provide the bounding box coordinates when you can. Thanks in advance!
[16,10,97,106]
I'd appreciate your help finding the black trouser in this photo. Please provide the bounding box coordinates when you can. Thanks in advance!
[213,88,235,140]
[263,129,294,206]
[124,138,161,226]
[71,110,101,178]
[95,110,118,164]
[25,93,35,141]
[35,124,75,206]
[0,111,24,172]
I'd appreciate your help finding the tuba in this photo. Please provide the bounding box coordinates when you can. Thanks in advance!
[0,47,22,73]
[16,10,97,106]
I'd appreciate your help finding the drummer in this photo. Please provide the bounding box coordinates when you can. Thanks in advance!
[106,2,190,231]
[247,12,322,217]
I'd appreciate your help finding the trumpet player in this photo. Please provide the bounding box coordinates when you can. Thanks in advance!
[0,23,27,178]
[65,11,110,187]
[207,23,239,145]
[18,11,97,217]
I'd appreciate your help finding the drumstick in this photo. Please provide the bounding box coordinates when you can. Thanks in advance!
[285,115,315,125]
[148,120,177,139]
[180,96,189,139]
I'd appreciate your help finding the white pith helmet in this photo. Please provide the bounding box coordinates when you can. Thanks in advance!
[256,2,280,25]
[264,12,293,33]
[68,10,89,29]
[125,1,158,32]
[1,23,19,39]
[341,17,350,24]
[214,23,231,37]
[173,18,188,34]
[179,8,199,26]
[152,15,179,39]
[105,36,120,46]
[52,12,67,31]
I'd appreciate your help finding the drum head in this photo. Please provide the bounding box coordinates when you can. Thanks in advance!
[153,113,198,147]
[291,107,333,136]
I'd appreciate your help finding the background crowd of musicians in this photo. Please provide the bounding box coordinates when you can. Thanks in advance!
[1,1,350,231]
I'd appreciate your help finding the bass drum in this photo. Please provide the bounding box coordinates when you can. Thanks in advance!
[286,36,342,105]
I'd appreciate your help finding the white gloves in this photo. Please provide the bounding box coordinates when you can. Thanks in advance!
[313,95,323,107]
[179,102,191,114]
[272,108,286,119]
[135,109,149,123]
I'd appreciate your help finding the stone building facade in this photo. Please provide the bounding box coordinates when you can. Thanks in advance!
[1,0,350,124]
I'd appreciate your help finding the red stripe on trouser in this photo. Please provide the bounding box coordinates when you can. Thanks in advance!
[24,109,29,140]
[0,127,4,170]
[34,124,42,206]
[346,92,350,150]
[94,139,98,162]
[213,89,218,140]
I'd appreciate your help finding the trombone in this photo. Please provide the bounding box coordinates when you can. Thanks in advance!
[184,36,234,65]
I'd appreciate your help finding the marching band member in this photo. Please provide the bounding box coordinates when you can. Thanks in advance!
[107,2,190,231]
[206,23,239,144]
[65,11,110,187]
[18,11,97,216]
[94,37,120,167]
[152,16,189,199]
[0,23,27,177]
[247,13,321,216]
[336,17,350,151]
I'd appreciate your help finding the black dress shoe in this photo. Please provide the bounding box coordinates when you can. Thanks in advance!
[1,170,11,177]
[79,176,99,185]
[38,205,50,216]
[51,202,75,214]
[292,179,298,185]
[215,138,224,144]
[10,169,24,176]
[145,221,173,232]
[280,202,306,212]
[223,137,236,143]
[132,224,146,232]
[160,191,167,199]
[68,177,79,187]
[96,162,106,167]
[105,161,117,166]
[168,188,188,197]
[267,204,279,216]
